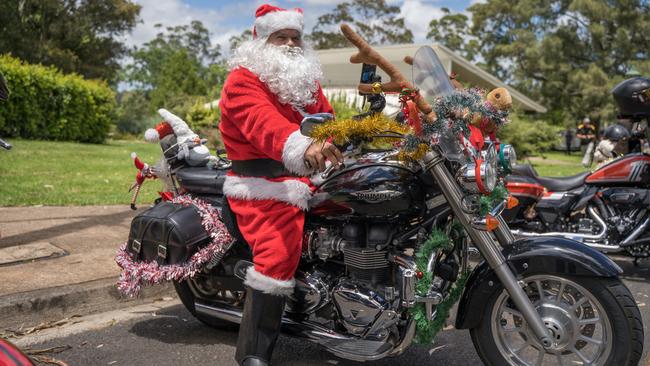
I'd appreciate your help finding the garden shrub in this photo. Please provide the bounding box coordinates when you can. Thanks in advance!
[498,113,561,157]
[0,55,115,143]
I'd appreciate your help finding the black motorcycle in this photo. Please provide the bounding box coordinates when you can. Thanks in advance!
[125,32,644,365]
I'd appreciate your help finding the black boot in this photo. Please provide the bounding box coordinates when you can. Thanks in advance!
[235,286,285,366]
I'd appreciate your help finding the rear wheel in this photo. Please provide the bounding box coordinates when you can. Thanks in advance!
[470,275,643,366]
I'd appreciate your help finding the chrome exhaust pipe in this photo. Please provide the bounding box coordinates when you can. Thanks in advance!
[194,301,416,362]
[621,214,650,247]
[511,206,623,251]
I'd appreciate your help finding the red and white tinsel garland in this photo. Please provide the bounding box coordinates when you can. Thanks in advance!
[115,195,233,297]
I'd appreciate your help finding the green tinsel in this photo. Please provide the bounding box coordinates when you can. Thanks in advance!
[479,183,508,216]
[409,227,469,344]
[401,89,508,158]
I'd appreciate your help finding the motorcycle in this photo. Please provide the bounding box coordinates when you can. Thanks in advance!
[504,151,650,259]
[124,25,643,365]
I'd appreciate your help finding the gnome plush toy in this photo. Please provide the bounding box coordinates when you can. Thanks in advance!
[144,109,212,167]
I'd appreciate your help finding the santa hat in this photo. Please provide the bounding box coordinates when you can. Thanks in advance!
[144,109,194,142]
[253,4,304,40]
[144,121,174,142]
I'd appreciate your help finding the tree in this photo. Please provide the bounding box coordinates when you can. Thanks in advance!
[309,0,413,49]
[124,21,225,110]
[426,8,478,61]
[468,0,650,124]
[0,0,140,82]
[229,29,252,53]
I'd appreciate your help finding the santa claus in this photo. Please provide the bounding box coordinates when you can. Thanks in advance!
[218,4,343,366]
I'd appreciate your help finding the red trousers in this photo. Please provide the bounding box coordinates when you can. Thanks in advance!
[227,197,304,282]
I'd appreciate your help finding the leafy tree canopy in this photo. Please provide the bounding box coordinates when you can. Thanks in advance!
[0,0,140,83]
[426,7,479,61]
[124,21,226,111]
[467,0,650,124]
[309,0,413,49]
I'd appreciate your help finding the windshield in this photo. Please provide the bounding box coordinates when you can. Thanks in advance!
[412,46,465,162]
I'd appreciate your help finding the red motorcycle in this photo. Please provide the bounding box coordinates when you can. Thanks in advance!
[504,76,650,260]
[504,153,650,258]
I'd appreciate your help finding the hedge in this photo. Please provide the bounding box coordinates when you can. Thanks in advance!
[0,55,115,143]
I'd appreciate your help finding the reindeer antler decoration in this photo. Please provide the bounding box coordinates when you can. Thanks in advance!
[340,24,436,122]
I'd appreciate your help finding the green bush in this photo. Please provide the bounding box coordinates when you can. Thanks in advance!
[114,91,155,135]
[498,113,561,157]
[0,55,115,143]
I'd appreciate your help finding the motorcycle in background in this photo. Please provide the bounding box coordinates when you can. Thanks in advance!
[121,26,644,365]
[504,77,650,260]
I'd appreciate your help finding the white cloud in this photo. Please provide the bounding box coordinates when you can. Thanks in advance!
[126,0,252,54]
[399,0,446,43]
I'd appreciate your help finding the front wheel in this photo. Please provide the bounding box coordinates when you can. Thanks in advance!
[470,275,643,366]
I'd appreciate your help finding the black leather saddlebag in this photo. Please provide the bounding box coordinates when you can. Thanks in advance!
[126,202,209,264]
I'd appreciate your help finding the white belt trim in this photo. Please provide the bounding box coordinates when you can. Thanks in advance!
[223,175,312,210]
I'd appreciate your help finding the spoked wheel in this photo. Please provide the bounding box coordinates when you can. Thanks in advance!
[471,275,643,366]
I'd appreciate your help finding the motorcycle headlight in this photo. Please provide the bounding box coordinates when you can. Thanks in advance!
[498,144,517,173]
[457,160,497,194]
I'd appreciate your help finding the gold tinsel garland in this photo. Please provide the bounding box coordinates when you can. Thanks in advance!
[311,114,428,159]
[311,113,409,145]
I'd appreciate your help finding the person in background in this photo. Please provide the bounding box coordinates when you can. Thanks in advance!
[576,117,596,167]
[564,126,573,155]
[593,124,630,166]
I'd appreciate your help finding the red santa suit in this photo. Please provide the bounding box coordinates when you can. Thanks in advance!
[219,63,333,296]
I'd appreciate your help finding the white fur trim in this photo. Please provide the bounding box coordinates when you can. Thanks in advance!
[244,267,295,296]
[254,9,303,39]
[223,175,312,210]
[157,108,192,141]
[144,128,159,142]
[282,130,313,176]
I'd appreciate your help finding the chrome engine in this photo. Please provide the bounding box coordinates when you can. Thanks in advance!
[287,223,407,341]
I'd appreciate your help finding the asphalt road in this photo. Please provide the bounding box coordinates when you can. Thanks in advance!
[19,256,650,366]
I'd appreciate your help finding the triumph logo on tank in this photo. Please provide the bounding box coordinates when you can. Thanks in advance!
[350,190,403,203]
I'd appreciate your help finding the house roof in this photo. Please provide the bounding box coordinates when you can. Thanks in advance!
[316,43,547,113]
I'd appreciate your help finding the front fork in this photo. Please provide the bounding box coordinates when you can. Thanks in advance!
[423,151,553,348]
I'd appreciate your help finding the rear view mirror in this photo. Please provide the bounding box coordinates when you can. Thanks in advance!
[300,113,334,137]
[0,73,9,102]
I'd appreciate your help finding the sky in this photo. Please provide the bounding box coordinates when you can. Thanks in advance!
[127,0,482,55]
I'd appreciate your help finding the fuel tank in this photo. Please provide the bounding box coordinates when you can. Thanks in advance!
[308,150,425,218]
[586,153,650,186]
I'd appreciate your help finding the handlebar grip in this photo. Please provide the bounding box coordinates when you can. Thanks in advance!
[0,138,12,150]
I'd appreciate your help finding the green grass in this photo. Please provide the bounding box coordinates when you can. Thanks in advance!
[523,151,590,177]
[0,139,164,206]
[0,139,591,206]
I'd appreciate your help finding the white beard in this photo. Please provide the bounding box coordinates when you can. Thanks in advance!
[229,38,323,108]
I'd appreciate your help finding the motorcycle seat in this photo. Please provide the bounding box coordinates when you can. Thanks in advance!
[532,172,590,192]
[175,166,228,195]
[511,164,538,177]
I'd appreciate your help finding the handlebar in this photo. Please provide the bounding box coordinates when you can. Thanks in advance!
[0,138,12,150]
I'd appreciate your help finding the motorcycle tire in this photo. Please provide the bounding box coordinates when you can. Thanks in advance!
[470,275,643,366]
[174,280,239,331]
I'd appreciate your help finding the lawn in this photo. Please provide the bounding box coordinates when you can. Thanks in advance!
[0,139,164,206]
[522,151,589,177]
[0,140,591,206]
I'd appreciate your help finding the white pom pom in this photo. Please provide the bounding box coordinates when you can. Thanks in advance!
[144,128,159,142]
[130,152,137,159]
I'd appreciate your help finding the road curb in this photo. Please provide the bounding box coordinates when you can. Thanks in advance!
[0,277,176,331]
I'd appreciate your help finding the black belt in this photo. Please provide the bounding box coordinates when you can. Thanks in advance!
[230,159,296,178]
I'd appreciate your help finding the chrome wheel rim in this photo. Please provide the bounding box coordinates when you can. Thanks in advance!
[491,275,612,365]
[188,274,244,307]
